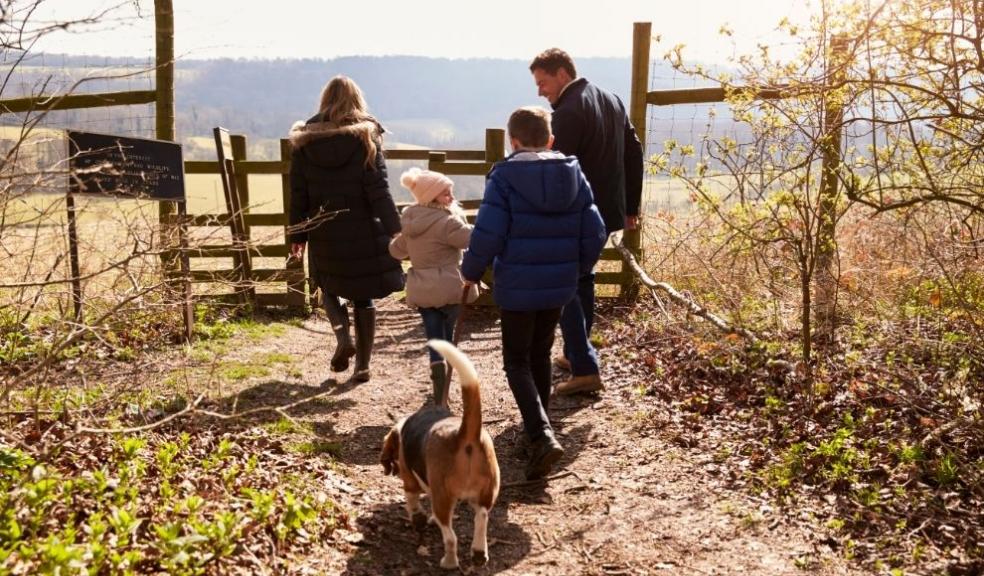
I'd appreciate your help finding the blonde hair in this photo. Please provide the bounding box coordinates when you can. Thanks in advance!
[427,198,467,221]
[318,75,379,168]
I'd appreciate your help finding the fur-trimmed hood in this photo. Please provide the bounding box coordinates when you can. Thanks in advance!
[287,117,383,150]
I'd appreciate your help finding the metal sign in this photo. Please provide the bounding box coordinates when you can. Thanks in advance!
[67,130,185,201]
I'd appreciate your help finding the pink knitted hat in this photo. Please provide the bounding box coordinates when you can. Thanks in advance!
[400,168,453,204]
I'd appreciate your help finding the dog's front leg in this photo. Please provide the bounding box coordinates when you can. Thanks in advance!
[470,504,490,564]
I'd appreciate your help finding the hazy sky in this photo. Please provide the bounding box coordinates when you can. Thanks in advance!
[33,0,817,63]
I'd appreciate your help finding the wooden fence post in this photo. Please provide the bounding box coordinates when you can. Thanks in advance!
[230,134,256,305]
[154,0,192,340]
[65,194,83,323]
[485,128,505,164]
[625,21,652,298]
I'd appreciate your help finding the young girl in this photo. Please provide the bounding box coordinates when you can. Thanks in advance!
[389,168,479,405]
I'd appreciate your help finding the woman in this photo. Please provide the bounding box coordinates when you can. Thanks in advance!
[288,76,404,382]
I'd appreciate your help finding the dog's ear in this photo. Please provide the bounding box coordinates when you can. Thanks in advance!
[380,429,400,476]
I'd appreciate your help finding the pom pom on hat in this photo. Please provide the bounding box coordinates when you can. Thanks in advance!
[400,167,453,205]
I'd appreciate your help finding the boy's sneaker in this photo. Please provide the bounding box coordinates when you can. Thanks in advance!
[525,431,564,480]
[555,374,604,396]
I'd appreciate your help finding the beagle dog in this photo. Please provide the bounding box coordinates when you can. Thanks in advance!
[380,340,500,569]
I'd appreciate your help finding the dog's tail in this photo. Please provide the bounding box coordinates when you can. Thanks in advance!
[427,339,482,445]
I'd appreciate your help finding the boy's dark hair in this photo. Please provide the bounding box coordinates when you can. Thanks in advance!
[507,107,552,149]
[529,48,577,78]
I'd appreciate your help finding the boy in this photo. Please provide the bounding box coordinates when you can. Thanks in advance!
[462,106,606,480]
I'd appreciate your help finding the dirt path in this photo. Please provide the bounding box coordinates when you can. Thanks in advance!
[232,297,862,575]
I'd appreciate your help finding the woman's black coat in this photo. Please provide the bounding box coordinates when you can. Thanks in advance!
[288,116,404,301]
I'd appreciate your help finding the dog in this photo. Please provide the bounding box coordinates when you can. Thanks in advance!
[380,339,500,569]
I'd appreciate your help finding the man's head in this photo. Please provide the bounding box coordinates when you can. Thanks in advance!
[529,48,577,105]
[507,106,554,152]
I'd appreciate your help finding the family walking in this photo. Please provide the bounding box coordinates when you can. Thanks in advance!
[288,48,643,480]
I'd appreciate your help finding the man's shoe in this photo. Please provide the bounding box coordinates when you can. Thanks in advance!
[525,432,564,480]
[555,374,604,396]
[553,356,572,372]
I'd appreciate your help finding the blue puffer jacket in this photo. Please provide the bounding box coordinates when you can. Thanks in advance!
[461,155,606,311]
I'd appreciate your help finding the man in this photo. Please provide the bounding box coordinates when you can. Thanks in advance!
[529,47,644,395]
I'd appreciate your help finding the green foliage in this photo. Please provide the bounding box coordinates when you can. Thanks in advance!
[0,430,343,574]
[932,453,959,486]
[894,442,924,465]
[218,361,270,382]
[192,306,241,341]
[291,440,342,458]
[264,417,311,436]
[0,327,33,365]
[764,442,807,491]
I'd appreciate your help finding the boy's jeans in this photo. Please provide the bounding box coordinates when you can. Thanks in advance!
[419,304,460,362]
[559,271,599,376]
[500,307,562,441]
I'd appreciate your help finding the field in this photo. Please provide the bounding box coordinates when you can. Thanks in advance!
[2,160,694,312]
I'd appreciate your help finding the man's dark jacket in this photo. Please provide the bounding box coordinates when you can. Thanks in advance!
[550,77,643,233]
[288,115,404,300]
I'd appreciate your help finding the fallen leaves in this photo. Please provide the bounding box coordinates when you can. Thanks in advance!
[599,298,984,574]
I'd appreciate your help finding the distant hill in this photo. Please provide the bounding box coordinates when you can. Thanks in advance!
[4,54,736,202]
[172,55,653,150]
[4,53,679,149]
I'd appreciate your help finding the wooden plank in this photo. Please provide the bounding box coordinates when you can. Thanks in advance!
[198,292,291,307]
[184,161,220,174]
[646,85,786,106]
[238,160,291,174]
[427,161,493,177]
[167,243,289,258]
[185,160,290,175]
[385,149,486,161]
[0,90,157,114]
[231,135,250,225]
[164,213,287,227]
[595,271,627,285]
[188,154,485,175]
[599,247,622,261]
[216,132,252,305]
[191,268,296,283]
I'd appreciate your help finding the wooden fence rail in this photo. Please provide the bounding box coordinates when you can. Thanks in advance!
[174,127,636,310]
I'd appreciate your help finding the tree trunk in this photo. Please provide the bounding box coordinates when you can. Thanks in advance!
[814,34,849,344]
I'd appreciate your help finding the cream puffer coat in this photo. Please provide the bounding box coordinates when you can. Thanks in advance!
[389,205,479,308]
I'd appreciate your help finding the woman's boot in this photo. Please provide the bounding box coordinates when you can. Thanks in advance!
[352,307,375,382]
[430,362,447,406]
[323,296,355,372]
